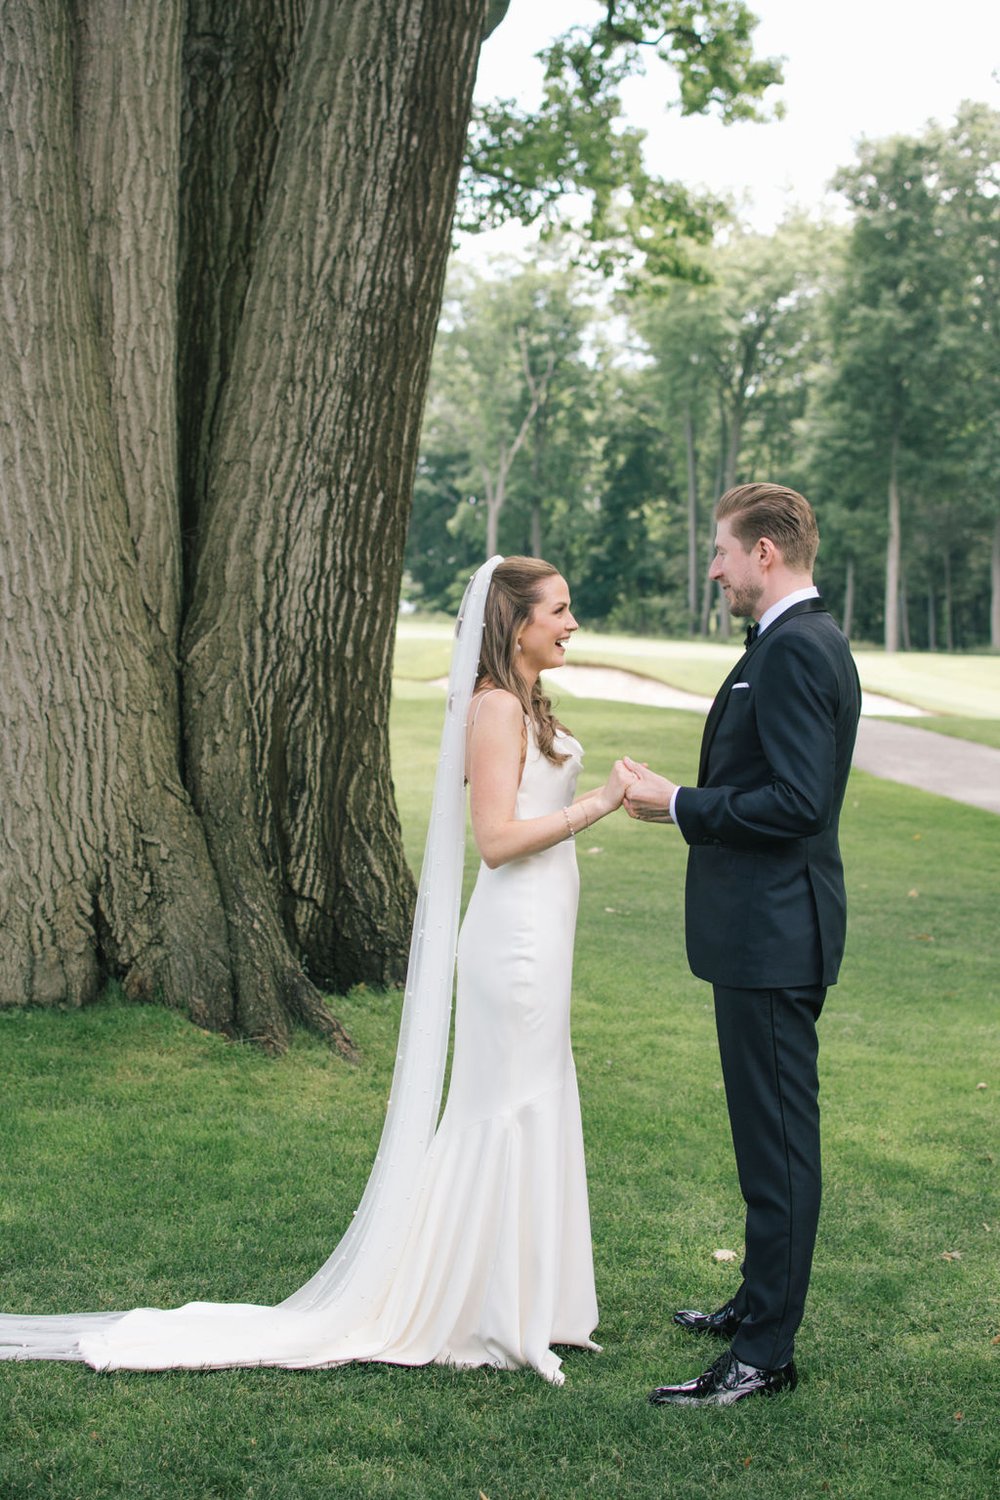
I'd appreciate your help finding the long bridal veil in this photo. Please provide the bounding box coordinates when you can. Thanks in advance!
[0,555,504,1369]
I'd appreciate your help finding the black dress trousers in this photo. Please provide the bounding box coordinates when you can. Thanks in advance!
[713,981,827,1371]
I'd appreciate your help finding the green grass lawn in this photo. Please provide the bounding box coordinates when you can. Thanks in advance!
[887,716,1000,751]
[1,695,997,1499]
[850,649,1000,717]
[396,620,1000,722]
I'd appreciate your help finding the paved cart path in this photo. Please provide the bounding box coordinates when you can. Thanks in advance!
[547,665,1000,817]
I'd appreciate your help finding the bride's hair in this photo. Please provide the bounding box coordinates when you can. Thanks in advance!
[476,556,570,765]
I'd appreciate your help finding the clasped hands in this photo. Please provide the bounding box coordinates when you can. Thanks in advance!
[604,757,678,823]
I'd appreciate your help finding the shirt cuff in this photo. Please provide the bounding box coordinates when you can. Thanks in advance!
[669,786,682,830]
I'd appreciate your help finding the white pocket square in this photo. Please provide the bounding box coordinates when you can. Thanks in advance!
[730,682,750,690]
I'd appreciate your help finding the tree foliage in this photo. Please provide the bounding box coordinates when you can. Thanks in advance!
[418,261,595,568]
[459,0,782,271]
[415,107,1000,651]
[817,104,1000,648]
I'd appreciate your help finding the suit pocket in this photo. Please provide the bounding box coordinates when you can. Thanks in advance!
[712,684,757,760]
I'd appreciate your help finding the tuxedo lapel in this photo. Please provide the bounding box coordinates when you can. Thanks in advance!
[698,650,750,784]
[697,599,830,784]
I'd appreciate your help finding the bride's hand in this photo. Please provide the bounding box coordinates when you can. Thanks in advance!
[598,759,634,813]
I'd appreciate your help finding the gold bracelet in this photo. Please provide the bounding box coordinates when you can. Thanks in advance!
[562,806,576,839]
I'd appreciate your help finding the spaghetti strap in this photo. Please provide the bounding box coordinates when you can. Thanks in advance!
[465,688,520,783]
[468,687,502,734]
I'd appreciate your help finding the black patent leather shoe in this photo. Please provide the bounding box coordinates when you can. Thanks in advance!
[649,1349,797,1407]
[672,1300,741,1339]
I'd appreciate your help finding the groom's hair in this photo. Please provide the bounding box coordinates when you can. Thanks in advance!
[716,483,820,572]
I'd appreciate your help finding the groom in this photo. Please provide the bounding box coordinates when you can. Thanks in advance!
[624,482,861,1407]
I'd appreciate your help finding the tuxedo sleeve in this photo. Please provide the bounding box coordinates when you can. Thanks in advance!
[675,630,841,849]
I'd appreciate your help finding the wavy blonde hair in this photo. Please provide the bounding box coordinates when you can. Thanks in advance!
[475,556,570,765]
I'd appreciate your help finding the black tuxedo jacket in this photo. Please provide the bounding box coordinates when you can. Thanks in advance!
[675,599,861,989]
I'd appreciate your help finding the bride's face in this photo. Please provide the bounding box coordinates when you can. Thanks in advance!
[516,574,578,677]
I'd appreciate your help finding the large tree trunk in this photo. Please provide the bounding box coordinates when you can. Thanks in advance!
[992,514,1000,650]
[181,0,488,1049]
[1,0,501,1052]
[0,0,232,1022]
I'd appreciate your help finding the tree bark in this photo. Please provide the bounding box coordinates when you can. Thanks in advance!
[0,0,232,1023]
[699,525,716,637]
[716,397,734,638]
[700,424,727,636]
[899,565,912,652]
[723,409,742,494]
[884,429,901,652]
[530,503,543,558]
[481,328,552,558]
[842,556,855,638]
[484,457,506,558]
[529,399,548,558]
[182,0,489,1048]
[178,0,306,558]
[1,0,494,1053]
[72,0,185,710]
[683,406,699,632]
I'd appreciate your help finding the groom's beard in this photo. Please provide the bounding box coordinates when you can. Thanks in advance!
[726,582,764,621]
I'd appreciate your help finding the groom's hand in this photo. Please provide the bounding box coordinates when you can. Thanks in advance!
[622,757,677,823]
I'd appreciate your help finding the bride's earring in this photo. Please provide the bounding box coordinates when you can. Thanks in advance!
[516,641,523,652]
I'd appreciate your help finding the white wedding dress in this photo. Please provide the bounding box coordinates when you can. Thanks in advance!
[0,562,599,1385]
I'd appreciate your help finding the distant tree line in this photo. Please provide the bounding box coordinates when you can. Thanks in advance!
[408,103,1000,651]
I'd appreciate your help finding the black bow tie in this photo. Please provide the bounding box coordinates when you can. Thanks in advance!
[744,622,759,649]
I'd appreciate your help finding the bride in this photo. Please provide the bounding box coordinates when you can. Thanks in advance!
[0,555,631,1385]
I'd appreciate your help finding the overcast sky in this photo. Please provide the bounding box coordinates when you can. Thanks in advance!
[465,0,999,255]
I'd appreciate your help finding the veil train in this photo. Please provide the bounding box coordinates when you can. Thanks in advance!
[0,557,504,1370]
